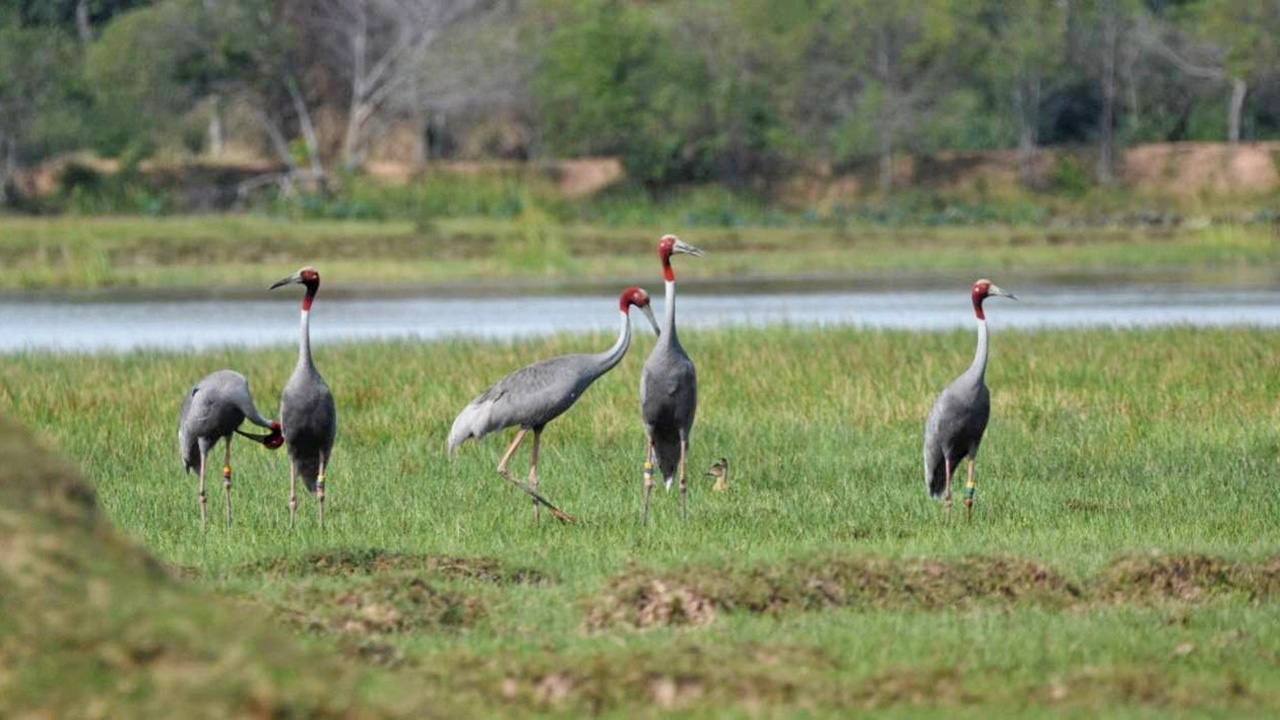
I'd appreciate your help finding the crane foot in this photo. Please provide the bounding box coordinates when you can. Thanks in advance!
[498,469,575,524]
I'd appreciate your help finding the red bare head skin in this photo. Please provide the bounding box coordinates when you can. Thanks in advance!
[658,235,678,282]
[299,266,320,311]
[264,421,284,450]
[619,286,651,311]
[971,279,994,320]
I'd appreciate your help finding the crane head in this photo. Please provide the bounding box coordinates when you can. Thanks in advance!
[269,266,321,291]
[658,234,706,261]
[620,286,661,336]
[264,421,284,449]
[235,421,285,450]
[971,279,1017,320]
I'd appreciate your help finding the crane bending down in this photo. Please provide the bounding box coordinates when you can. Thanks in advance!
[271,266,338,527]
[923,279,1017,520]
[449,286,660,523]
[640,234,705,522]
[178,369,283,528]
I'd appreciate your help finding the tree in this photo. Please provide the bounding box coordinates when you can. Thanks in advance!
[0,15,84,202]
[297,0,500,169]
[965,0,1066,186]
[818,0,962,192]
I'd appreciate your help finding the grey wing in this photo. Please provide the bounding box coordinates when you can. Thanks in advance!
[922,382,990,498]
[448,355,590,453]
[922,392,952,498]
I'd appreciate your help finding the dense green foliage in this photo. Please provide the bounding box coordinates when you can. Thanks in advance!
[4,326,1280,714]
[3,0,1280,200]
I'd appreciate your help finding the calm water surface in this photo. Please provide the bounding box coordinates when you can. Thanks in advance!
[4,285,1279,353]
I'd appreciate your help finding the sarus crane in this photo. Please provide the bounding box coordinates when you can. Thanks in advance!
[178,369,282,528]
[449,286,660,523]
[271,266,338,527]
[640,234,704,522]
[923,278,1017,520]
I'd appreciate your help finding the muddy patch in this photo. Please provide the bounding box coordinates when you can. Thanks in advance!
[1096,553,1280,602]
[589,554,1280,630]
[587,556,1078,630]
[275,576,486,636]
[244,549,551,585]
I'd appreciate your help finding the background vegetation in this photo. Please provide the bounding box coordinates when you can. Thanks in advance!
[3,0,1280,212]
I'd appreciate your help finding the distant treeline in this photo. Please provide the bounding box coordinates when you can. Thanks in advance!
[1,0,1277,204]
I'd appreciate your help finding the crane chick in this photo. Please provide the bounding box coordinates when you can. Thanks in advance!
[706,457,729,492]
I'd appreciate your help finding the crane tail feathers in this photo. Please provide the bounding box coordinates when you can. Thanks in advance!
[925,454,948,500]
[448,401,495,456]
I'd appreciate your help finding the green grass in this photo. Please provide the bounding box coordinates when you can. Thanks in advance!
[4,325,1280,715]
[0,214,1277,291]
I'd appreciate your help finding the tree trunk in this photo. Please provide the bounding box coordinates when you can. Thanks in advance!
[284,74,324,179]
[207,96,224,158]
[0,132,12,205]
[1227,77,1247,144]
[75,0,92,43]
[1097,4,1118,186]
[876,31,894,194]
[1015,75,1040,188]
[342,0,369,169]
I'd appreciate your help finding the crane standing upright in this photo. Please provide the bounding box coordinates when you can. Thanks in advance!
[178,369,282,528]
[640,234,704,522]
[923,279,1017,520]
[449,287,661,523]
[271,266,338,527]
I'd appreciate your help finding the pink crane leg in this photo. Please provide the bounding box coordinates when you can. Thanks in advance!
[964,459,976,522]
[943,458,954,515]
[222,438,233,527]
[198,451,208,530]
[642,440,656,524]
[497,428,574,523]
[528,430,542,523]
[678,437,689,520]
[317,451,327,528]
[288,462,298,528]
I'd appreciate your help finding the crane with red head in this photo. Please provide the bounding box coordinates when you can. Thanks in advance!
[449,286,661,523]
[923,279,1017,520]
[271,266,338,527]
[640,234,705,522]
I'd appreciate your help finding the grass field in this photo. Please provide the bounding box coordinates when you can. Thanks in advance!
[0,214,1276,291]
[4,323,1280,715]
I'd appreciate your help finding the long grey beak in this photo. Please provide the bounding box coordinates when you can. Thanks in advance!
[269,273,301,290]
[673,239,705,258]
[641,305,661,336]
[990,284,1018,301]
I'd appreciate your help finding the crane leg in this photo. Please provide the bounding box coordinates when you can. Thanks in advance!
[528,429,542,524]
[198,451,208,530]
[678,437,689,521]
[964,459,977,522]
[942,458,954,516]
[642,440,656,524]
[288,462,298,529]
[497,428,575,524]
[222,437,233,527]
[316,451,327,528]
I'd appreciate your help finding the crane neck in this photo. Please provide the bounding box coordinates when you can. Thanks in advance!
[967,318,989,381]
[592,309,633,375]
[297,307,315,371]
[661,278,680,345]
